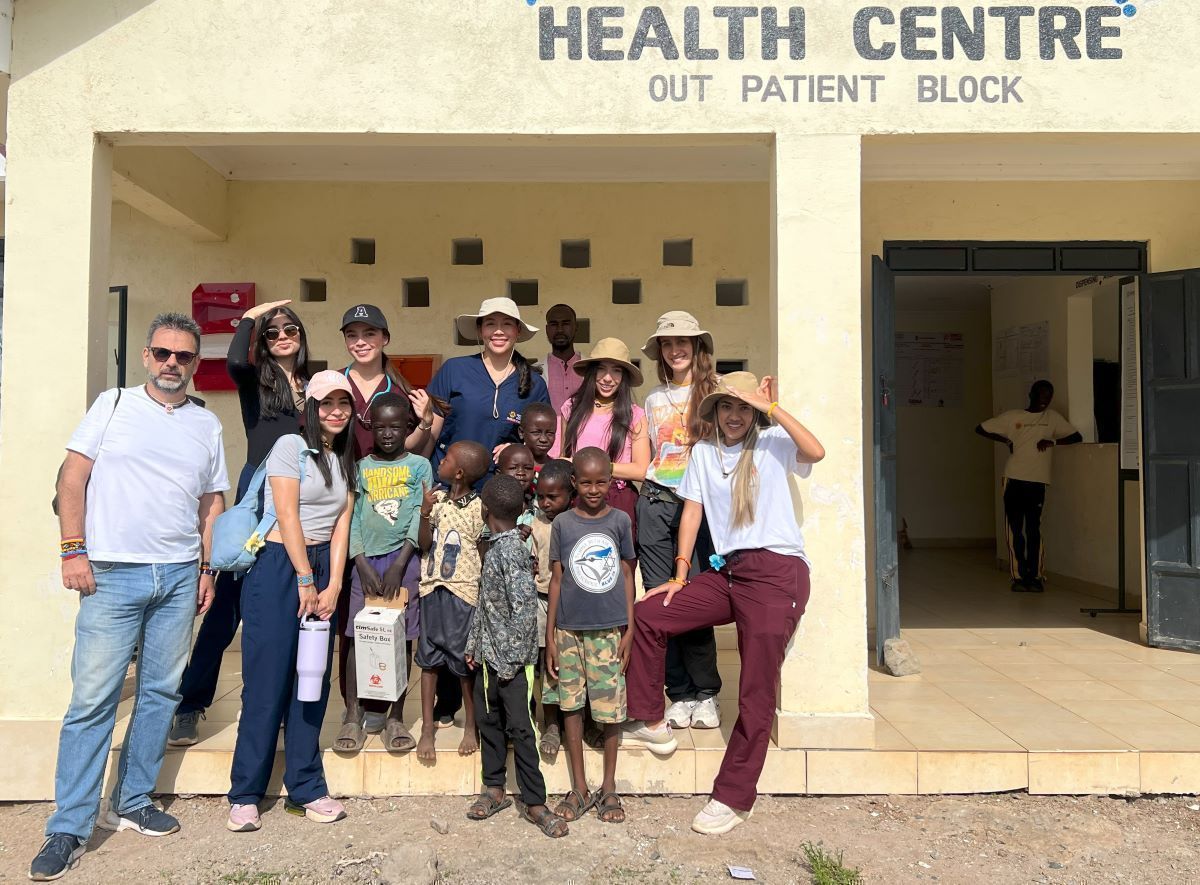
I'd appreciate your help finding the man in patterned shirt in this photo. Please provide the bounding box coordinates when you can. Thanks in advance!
[464,475,566,837]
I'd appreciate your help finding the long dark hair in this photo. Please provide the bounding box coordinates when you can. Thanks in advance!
[359,350,452,417]
[653,337,718,445]
[253,306,311,418]
[302,397,356,488]
[562,365,634,461]
[475,318,534,398]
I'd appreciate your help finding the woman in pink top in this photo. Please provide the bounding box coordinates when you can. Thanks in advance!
[552,338,650,537]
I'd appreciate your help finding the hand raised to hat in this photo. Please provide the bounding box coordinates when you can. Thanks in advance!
[726,375,778,413]
[242,299,292,322]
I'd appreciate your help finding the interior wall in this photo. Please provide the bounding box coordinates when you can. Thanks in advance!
[895,286,994,544]
[109,180,771,474]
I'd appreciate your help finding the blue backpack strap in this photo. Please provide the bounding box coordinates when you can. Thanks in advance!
[248,444,316,540]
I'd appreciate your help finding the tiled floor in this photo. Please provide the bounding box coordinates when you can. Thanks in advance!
[107,548,1200,797]
[870,548,1200,794]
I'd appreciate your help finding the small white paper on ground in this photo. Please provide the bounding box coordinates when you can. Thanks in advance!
[727,865,756,880]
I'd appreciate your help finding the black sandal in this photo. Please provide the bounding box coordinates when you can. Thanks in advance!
[592,790,626,824]
[466,789,512,820]
[333,713,366,752]
[523,805,569,838]
[554,789,593,822]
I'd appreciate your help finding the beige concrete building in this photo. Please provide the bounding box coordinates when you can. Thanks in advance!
[1,2,1199,799]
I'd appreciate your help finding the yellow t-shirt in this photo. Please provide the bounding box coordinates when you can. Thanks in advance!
[981,408,1077,485]
[418,491,484,606]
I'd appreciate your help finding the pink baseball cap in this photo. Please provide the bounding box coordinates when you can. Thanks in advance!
[306,369,353,402]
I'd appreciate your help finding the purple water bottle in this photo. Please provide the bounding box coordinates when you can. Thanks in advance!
[296,616,331,702]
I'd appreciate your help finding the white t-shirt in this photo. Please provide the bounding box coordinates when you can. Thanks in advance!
[981,408,1077,485]
[678,425,813,560]
[66,386,229,563]
[262,434,349,543]
[643,383,694,489]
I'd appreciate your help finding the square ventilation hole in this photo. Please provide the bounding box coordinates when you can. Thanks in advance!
[575,318,592,344]
[715,279,748,306]
[612,279,642,305]
[663,238,693,267]
[452,238,484,265]
[716,359,747,375]
[561,239,591,269]
[351,238,376,265]
[507,279,539,306]
[403,278,430,308]
[300,278,327,302]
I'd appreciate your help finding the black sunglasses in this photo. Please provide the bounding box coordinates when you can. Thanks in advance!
[264,324,301,341]
[149,347,197,366]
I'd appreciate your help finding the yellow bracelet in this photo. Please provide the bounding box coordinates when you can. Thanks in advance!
[667,577,688,587]
[766,401,780,419]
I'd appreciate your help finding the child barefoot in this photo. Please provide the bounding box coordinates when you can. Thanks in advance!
[529,459,574,758]
[340,394,432,753]
[545,448,636,825]
[415,440,490,762]
[464,475,568,838]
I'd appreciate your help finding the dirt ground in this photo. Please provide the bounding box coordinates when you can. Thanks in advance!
[2,793,1199,884]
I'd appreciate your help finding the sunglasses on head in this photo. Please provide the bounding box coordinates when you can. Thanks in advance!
[264,324,301,341]
[149,347,197,366]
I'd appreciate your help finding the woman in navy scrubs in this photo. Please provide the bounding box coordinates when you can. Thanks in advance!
[426,297,551,485]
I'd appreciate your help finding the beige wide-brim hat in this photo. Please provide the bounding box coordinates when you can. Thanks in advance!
[455,297,539,344]
[697,371,772,426]
[573,337,644,387]
[642,310,714,362]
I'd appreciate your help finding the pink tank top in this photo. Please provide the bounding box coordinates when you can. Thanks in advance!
[552,402,646,469]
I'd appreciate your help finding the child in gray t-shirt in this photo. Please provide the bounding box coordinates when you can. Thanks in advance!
[545,447,636,827]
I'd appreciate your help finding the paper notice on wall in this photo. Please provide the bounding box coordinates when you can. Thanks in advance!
[1120,280,1140,471]
[895,332,965,407]
[993,321,1049,382]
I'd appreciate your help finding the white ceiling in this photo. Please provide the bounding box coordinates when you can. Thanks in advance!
[185,134,1200,183]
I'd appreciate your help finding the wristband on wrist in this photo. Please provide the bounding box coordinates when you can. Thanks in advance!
[60,539,87,555]
[60,550,87,561]
[766,401,780,419]
[200,567,218,577]
[667,577,688,587]
[296,572,316,588]
[673,555,690,569]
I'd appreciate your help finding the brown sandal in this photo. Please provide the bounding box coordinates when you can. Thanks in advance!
[554,789,594,822]
[466,789,512,820]
[523,805,569,838]
[333,714,366,752]
[592,790,626,824]
[538,722,561,758]
[384,718,416,752]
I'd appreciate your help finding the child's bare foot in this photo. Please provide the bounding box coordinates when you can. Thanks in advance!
[458,728,479,756]
[416,727,437,763]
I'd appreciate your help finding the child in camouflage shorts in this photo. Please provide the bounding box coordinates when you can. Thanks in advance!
[544,448,636,825]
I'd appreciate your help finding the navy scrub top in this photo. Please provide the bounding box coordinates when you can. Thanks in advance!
[427,354,551,485]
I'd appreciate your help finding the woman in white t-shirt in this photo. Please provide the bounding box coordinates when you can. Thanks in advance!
[227,371,356,833]
[621,372,825,837]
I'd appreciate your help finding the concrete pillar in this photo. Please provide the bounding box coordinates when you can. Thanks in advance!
[770,134,873,749]
[0,124,113,722]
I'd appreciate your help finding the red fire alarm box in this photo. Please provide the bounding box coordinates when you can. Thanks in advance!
[192,283,255,391]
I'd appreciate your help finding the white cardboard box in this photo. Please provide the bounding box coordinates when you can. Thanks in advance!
[353,606,408,702]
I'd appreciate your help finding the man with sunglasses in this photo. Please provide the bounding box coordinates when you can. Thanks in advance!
[32,313,229,882]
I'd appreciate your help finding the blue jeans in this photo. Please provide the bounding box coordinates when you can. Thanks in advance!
[47,561,198,840]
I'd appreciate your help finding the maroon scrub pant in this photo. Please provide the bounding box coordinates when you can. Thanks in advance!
[626,549,810,812]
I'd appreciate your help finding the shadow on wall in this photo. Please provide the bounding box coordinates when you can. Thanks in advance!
[12,0,155,78]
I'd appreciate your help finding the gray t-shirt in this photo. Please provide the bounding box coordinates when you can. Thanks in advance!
[549,508,635,631]
[264,434,349,543]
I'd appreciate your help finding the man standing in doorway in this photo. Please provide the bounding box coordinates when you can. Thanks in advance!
[975,380,1082,593]
[31,313,228,882]
[544,303,582,413]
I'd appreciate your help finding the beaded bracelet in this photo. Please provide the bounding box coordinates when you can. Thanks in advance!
[60,550,87,561]
[766,401,780,419]
[296,572,316,588]
[667,577,688,587]
[200,567,219,577]
[60,538,86,555]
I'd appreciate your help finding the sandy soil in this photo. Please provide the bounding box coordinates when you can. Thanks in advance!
[2,793,1198,884]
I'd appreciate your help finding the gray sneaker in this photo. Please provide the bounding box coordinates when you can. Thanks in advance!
[97,804,180,837]
[167,710,203,746]
[29,833,85,881]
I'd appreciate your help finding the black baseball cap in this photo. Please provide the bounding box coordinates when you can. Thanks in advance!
[340,303,389,333]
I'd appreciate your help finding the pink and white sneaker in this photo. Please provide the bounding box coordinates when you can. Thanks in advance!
[285,795,347,823]
[226,803,261,832]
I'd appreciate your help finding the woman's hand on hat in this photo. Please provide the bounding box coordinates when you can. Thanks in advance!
[727,375,776,413]
[243,299,292,321]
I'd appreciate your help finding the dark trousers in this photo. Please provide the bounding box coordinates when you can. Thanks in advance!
[636,485,721,703]
[475,663,545,806]
[230,541,335,806]
[178,462,258,714]
[1003,478,1047,582]
[627,550,809,812]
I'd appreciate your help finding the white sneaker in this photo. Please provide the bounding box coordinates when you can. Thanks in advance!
[691,798,752,835]
[690,697,721,729]
[665,699,696,729]
[619,721,678,756]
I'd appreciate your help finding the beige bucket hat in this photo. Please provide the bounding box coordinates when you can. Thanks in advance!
[642,310,714,362]
[455,297,539,344]
[573,337,644,387]
[697,372,772,426]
